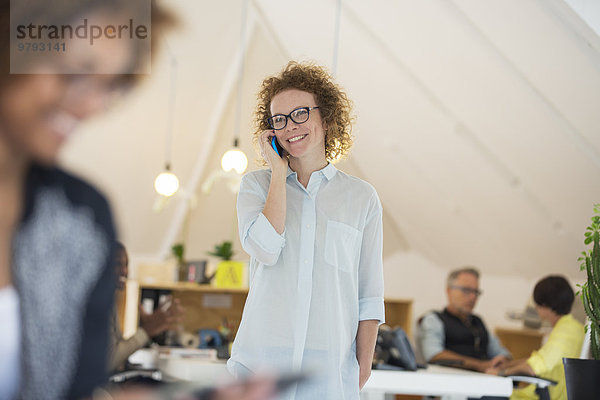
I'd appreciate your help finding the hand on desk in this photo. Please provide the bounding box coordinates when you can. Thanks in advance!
[484,357,512,375]
[139,299,184,337]
[484,358,534,377]
[485,366,502,375]
[430,351,511,372]
[488,354,511,369]
[469,355,510,372]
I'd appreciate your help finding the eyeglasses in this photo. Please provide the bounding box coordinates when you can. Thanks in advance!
[267,106,319,130]
[450,285,482,296]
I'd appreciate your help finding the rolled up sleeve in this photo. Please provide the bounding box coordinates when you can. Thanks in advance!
[110,328,150,372]
[487,333,511,358]
[526,321,578,375]
[359,296,384,322]
[418,313,445,362]
[358,191,385,324]
[237,174,285,266]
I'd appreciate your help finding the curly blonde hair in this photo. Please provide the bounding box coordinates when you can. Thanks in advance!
[253,61,354,163]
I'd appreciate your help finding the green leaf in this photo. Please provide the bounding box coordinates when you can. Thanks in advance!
[579,205,600,359]
[207,240,235,261]
[171,243,185,263]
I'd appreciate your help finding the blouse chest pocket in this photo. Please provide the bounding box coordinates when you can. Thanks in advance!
[324,220,362,273]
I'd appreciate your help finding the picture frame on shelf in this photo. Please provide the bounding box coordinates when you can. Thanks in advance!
[184,260,213,284]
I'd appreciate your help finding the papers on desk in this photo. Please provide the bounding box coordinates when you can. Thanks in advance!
[159,347,217,361]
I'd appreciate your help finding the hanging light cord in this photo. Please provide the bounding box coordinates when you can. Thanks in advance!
[332,0,342,77]
[234,0,249,146]
[164,39,178,169]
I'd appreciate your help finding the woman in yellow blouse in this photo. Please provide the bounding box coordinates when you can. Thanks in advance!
[486,275,584,400]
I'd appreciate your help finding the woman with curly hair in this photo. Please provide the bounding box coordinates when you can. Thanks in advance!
[228,61,385,399]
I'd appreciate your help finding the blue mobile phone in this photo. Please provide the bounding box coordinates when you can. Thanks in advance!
[271,135,284,157]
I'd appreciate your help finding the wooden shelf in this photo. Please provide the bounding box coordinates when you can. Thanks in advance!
[136,281,248,337]
[139,281,248,294]
[131,282,413,343]
[495,326,545,360]
[384,298,413,339]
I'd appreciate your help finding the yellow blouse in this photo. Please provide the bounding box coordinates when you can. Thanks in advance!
[512,314,584,400]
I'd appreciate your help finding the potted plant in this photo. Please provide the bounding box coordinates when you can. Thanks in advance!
[171,242,187,282]
[208,241,245,288]
[563,204,600,399]
[208,241,234,261]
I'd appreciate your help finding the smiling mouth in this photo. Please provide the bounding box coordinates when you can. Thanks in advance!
[288,134,307,143]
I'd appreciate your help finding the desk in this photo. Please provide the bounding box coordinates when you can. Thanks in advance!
[149,352,511,399]
[158,356,228,384]
[129,347,229,385]
[362,365,513,399]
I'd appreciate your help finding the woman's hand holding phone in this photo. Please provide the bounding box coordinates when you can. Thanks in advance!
[259,130,288,176]
[259,130,287,234]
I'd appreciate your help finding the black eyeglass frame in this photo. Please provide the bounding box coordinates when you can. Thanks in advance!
[449,285,483,296]
[266,106,320,130]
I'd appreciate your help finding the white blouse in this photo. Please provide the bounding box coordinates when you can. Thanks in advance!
[0,285,21,400]
[228,164,385,400]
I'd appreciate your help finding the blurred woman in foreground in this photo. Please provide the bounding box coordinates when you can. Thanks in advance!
[0,1,276,399]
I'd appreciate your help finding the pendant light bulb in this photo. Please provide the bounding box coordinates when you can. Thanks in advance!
[221,139,248,174]
[154,164,179,197]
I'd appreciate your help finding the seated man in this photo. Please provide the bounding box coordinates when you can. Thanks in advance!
[486,275,584,400]
[110,241,183,372]
[417,267,511,372]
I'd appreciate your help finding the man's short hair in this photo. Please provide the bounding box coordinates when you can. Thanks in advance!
[447,267,480,287]
[533,275,574,315]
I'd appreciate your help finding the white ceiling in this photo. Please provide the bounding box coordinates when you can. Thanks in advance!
[61,0,600,280]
